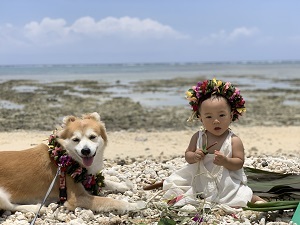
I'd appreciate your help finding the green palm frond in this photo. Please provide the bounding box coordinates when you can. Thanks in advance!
[243,200,299,212]
[245,167,300,200]
[243,167,300,212]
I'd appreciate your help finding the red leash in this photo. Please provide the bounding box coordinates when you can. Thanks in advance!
[59,166,67,204]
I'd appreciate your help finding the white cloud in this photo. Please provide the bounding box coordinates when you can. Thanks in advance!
[24,17,67,37]
[70,16,187,39]
[228,27,259,40]
[23,17,70,45]
[0,23,28,49]
[16,16,187,46]
[197,27,259,45]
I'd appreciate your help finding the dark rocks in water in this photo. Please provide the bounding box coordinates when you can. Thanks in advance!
[0,79,299,131]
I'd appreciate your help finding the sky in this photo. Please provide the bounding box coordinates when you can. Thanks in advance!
[1,0,300,65]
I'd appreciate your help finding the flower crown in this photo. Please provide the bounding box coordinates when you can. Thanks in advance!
[186,78,246,122]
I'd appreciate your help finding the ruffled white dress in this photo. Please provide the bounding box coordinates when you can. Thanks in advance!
[163,130,252,207]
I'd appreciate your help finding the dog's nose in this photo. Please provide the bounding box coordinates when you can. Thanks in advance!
[81,147,91,156]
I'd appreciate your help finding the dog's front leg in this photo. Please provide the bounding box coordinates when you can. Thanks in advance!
[65,192,145,214]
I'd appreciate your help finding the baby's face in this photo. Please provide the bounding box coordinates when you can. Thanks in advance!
[199,96,232,136]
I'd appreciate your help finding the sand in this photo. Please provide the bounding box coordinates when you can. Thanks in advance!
[0,126,299,160]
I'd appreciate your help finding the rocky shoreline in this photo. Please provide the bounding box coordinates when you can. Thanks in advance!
[0,78,299,132]
[0,155,299,225]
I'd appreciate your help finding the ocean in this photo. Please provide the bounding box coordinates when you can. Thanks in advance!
[0,61,299,107]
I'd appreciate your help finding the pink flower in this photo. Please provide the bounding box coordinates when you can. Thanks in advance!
[167,195,183,205]
[71,167,83,178]
[52,146,62,157]
[230,93,236,101]
[223,82,231,93]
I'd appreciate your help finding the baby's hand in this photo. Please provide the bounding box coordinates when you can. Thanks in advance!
[213,150,227,166]
[194,149,205,162]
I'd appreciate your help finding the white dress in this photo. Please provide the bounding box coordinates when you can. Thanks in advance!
[163,130,252,207]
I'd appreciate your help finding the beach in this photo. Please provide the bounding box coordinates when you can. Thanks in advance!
[0,64,300,224]
[0,67,299,158]
[0,126,299,160]
[1,127,299,225]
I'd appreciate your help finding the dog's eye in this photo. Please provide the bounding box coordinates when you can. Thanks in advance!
[89,135,97,140]
[72,138,80,142]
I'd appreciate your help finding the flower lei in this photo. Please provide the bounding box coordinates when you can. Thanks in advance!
[48,133,105,195]
[186,78,246,122]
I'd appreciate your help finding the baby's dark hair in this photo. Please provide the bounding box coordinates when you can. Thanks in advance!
[196,93,232,118]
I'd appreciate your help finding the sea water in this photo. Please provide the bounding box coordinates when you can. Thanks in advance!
[0,61,299,107]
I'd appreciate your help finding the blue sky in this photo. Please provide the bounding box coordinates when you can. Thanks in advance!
[1,0,300,65]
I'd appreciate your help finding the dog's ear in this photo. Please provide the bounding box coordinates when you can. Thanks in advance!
[62,115,77,126]
[83,112,101,121]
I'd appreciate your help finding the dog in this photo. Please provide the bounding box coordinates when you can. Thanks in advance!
[0,112,144,214]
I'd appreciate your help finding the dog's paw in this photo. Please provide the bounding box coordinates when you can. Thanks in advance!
[106,200,146,215]
[12,203,47,214]
[104,179,133,193]
[119,180,133,192]
[127,201,147,212]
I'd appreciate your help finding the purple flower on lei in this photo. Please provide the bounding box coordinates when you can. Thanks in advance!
[59,155,72,167]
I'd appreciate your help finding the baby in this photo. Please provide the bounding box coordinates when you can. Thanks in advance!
[163,78,263,207]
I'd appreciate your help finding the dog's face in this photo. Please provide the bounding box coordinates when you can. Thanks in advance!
[57,112,107,168]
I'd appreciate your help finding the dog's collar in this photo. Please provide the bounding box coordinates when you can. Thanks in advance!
[48,133,105,199]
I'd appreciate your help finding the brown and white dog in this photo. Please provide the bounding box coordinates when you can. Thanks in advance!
[0,112,144,214]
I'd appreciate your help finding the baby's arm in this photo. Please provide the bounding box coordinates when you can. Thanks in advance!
[214,135,245,171]
[185,131,205,164]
